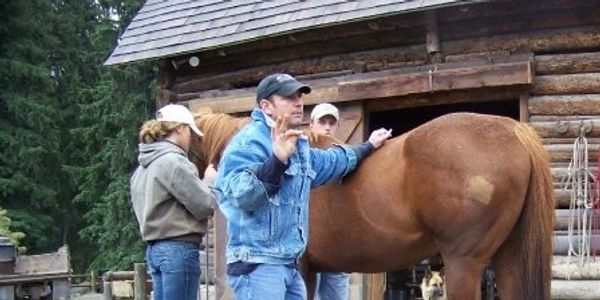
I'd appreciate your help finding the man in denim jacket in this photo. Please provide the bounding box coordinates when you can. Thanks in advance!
[215,73,391,300]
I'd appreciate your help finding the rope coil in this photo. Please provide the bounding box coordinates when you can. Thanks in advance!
[561,123,599,279]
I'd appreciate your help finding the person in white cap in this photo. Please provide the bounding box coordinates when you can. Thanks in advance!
[130,104,216,300]
[310,103,340,137]
[310,102,351,300]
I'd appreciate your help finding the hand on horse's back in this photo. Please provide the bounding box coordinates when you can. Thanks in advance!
[271,114,303,163]
[368,128,392,149]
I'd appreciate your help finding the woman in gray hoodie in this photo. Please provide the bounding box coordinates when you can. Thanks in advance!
[130,104,215,300]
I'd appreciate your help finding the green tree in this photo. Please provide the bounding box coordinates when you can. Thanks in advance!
[68,0,156,271]
[0,0,64,254]
[0,208,26,253]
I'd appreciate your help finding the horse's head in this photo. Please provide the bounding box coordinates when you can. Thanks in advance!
[188,112,251,175]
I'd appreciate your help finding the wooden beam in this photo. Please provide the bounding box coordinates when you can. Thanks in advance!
[555,210,600,231]
[520,93,529,122]
[186,61,532,114]
[338,61,532,101]
[425,11,440,55]
[552,255,600,280]
[529,95,600,115]
[173,44,428,93]
[531,119,600,138]
[441,6,600,42]
[439,0,596,24]
[545,143,599,163]
[536,51,600,75]
[364,86,523,112]
[554,189,569,208]
[551,280,600,299]
[532,73,600,95]
[443,25,600,57]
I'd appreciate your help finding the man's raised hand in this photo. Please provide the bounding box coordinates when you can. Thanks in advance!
[271,115,303,163]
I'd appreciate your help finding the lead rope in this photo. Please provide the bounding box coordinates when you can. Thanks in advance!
[561,125,598,279]
[592,148,600,260]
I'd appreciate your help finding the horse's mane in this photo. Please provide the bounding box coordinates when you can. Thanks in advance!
[193,112,343,165]
[193,113,251,165]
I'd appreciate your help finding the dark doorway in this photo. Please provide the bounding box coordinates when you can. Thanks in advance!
[369,98,520,300]
[369,99,520,137]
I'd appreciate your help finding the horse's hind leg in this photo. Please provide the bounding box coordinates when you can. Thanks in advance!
[491,229,521,299]
[442,257,486,300]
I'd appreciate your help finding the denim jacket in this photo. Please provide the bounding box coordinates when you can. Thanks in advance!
[215,108,358,265]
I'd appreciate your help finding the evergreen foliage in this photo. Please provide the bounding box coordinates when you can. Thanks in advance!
[0,0,154,272]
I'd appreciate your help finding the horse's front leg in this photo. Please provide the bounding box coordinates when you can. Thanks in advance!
[443,257,486,300]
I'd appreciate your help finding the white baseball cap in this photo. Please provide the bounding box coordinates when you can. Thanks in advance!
[156,104,204,137]
[311,103,339,121]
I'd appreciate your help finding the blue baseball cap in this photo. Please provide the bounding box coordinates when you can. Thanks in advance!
[256,73,311,103]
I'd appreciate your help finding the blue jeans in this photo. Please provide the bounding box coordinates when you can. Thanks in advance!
[227,264,306,300]
[315,272,350,300]
[146,240,200,300]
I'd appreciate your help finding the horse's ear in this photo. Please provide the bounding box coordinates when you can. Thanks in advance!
[439,267,445,277]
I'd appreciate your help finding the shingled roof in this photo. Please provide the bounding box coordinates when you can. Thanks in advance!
[105,0,483,66]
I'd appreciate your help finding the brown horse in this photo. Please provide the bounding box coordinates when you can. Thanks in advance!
[191,112,554,300]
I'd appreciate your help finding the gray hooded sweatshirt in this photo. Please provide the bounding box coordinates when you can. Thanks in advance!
[130,141,214,244]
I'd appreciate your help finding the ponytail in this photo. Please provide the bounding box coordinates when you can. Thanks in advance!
[138,120,181,143]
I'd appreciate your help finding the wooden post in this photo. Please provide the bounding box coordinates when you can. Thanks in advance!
[519,93,529,122]
[103,281,112,300]
[134,263,147,300]
[425,10,441,64]
[90,270,97,293]
[214,208,234,300]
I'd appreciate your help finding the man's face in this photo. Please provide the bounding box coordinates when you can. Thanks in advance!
[310,115,339,136]
[260,92,304,128]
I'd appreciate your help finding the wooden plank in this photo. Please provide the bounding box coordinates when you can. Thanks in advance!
[520,93,529,122]
[551,280,600,299]
[173,44,428,93]
[425,11,440,54]
[531,119,600,138]
[14,245,70,275]
[554,189,570,208]
[214,207,233,300]
[553,234,600,255]
[441,6,600,42]
[552,167,599,183]
[187,85,339,114]
[439,0,596,23]
[364,86,522,112]
[443,25,600,57]
[338,61,532,101]
[555,210,600,231]
[536,52,600,75]
[532,73,600,95]
[545,144,600,163]
[133,264,146,300]
[529,95,600,115]
[185,62,532,114]
[553,256,600,280]
[533,115,600,122]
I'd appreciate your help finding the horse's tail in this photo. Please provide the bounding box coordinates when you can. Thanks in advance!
[513,123,555,300]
